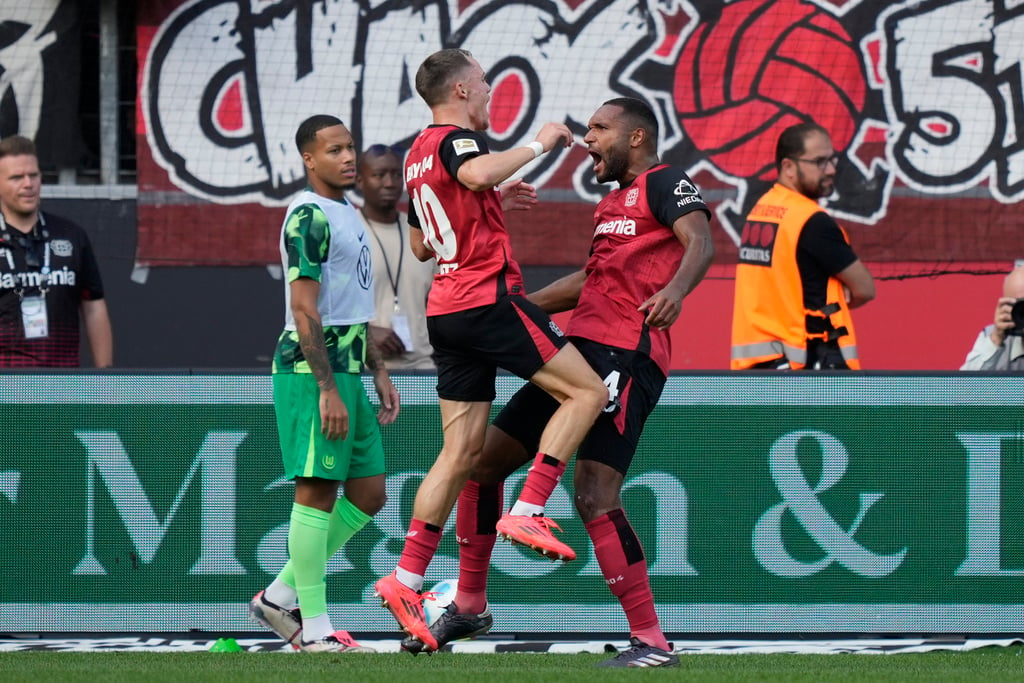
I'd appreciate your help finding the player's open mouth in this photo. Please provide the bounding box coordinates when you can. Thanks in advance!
[589,151,603,174]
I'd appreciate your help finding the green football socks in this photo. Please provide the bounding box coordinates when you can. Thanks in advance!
[289,503,331,618]
[268,497,373,613]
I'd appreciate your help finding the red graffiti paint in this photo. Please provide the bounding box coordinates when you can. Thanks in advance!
[215,78,245,133]
[673,0,866,180]
[489,71,524,135]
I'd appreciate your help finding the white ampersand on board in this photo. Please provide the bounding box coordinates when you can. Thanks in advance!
[752,430,907,578]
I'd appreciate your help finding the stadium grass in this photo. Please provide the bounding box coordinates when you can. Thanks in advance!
[1,646,1023,683]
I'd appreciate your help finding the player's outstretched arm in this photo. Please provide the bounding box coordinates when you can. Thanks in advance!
[457,123,573,191]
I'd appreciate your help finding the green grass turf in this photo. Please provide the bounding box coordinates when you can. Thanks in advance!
[1,647,1023,683]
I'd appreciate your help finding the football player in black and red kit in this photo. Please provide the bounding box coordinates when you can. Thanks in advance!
[374,48,609,651]
[407,97,715,667]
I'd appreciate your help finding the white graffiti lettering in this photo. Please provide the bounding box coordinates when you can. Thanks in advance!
[880,0,1024,200]
[137,0,1024,248]
[0,3,60,141]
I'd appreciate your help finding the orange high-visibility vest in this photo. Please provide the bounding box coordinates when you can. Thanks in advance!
[731,183,860,370]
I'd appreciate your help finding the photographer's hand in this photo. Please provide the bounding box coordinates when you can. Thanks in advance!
[990,296,1016,345]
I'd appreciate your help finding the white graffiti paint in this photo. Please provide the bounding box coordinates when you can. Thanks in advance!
[0,1,60,142]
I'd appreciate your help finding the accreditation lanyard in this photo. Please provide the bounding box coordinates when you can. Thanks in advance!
[1,212,52,339]
[363,211,405,309]
[362,211,414,350]
[0,212,51,285]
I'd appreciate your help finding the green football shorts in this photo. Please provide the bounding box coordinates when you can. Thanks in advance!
[272,372,386,481]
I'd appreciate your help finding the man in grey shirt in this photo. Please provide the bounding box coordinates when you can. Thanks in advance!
[960,266,1024,371]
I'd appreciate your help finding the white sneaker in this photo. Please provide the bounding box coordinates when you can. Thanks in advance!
[248,590,302,645]
[299,630,376,653]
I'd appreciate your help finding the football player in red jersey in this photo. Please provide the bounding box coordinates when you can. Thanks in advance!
[374,49,609,651]
[408,97,714,667]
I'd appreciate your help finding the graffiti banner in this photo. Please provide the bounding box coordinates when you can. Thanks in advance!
[136,0,1023,271]
[0,0,85,173]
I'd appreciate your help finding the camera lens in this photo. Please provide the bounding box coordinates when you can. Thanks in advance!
[1013,299,1024,325]
[1010,298,1024,337]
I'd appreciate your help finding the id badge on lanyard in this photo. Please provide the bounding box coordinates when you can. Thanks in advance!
[20,293,48,339]
[391,301,413,351]
[2,214,53,340]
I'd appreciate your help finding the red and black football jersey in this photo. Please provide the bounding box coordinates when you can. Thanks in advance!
[569,165,710,374]
[406,125,524,316]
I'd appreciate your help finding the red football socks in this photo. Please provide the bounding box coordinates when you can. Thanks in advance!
[455,480,502,614]
[397,518,443,582]
[517,453,565,507]
[586,508,670,652]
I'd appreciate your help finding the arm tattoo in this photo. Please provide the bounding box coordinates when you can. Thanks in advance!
[299,312,336,390]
